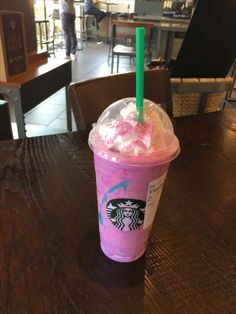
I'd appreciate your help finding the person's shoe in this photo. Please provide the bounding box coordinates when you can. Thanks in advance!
[70,54,76,61]
[64,55,71,60]
[92,21,99,29]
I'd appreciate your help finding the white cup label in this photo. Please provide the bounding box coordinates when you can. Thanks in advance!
[143,173,167,229]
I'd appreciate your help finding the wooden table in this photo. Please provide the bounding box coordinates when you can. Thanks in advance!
[0,58,72,139]
[134,14,191,25]
[0,109,236,313]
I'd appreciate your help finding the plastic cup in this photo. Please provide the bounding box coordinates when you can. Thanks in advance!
[89,98,180,263]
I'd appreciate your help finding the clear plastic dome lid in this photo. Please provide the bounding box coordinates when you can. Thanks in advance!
[88,98,180,165]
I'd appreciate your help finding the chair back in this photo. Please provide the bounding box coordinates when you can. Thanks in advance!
[68,69,173,131]
[110,20,154,73]
[111,20,154,47]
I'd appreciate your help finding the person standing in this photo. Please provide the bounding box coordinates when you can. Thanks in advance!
[60,0,77,60]
[84,0,106,29]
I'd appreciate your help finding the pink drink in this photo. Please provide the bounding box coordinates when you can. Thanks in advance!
[89,98,180,262]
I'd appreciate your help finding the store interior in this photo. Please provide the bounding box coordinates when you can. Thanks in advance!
[0,0,235,139]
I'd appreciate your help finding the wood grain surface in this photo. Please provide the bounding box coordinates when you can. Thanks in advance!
[0,109,236,313]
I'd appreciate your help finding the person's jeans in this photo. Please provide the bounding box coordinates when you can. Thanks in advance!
[85,7,106,24]
[61,12,77,56]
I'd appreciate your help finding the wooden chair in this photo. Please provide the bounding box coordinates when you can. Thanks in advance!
[83,14,98,43]
[110,20,154,73]
[35,19,55,57]
[68,69,173,131]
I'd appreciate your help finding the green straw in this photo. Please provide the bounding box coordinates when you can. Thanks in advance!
[136,27,144,123]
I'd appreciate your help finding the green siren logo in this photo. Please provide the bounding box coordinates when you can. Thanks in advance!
[106,199,146,231]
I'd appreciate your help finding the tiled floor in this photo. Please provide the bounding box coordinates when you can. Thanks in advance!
[13,41,135,139]
[11,41,236,139]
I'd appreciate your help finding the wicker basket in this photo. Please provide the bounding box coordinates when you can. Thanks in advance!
[171,77,233,117]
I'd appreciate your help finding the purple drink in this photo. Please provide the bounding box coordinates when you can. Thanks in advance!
[89,98,180,262]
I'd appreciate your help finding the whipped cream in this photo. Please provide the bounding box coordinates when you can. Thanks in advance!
[89,98,179,164]
[97,100,168,156]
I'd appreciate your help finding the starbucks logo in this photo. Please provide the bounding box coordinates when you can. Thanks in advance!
[106,199,146,231]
